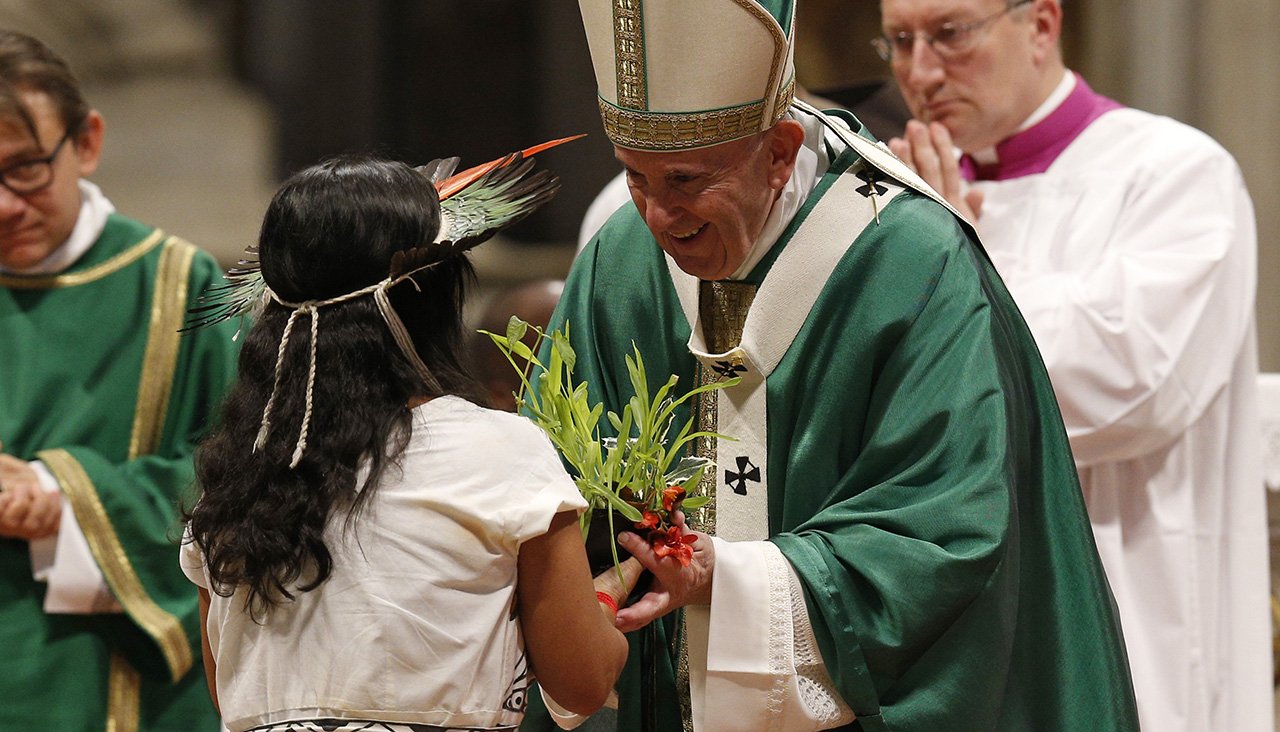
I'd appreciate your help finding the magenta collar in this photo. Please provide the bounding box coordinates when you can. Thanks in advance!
[960,74,1123,182]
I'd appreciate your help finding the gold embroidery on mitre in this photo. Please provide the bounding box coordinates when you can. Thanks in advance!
[129,237,195,459]
[600,77,795,151]
[612,0,647,110]
[598,0,794,151]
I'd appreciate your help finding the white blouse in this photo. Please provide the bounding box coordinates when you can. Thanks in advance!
[181,396,586,732]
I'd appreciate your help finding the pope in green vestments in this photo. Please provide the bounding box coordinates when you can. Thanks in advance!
[522,2,1138,728]
[525,122,1139,731]
[0,211,239,730]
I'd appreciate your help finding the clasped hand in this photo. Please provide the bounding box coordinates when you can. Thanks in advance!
[0,442,60,541]
[888,119,985,222]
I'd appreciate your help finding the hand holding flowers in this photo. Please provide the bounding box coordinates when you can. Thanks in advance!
[613,511,715,632]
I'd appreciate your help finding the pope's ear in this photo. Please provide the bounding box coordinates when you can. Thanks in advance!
[765,119,805,191]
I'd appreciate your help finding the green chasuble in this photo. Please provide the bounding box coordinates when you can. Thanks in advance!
[522,117,1138,730]
[0,214,239,731]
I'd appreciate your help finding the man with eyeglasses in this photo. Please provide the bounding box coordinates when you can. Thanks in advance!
[876,0,1271,730]
[0,30,238,731]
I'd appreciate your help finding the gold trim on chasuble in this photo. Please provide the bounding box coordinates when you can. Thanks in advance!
[601,0,794,151]
[0,229,165,290]
[679,279,758,730]
[105,654,141,732]
[129,237,196,458]
[35,235,198,731]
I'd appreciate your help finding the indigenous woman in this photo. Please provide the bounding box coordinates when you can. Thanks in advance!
[181,154,634,732]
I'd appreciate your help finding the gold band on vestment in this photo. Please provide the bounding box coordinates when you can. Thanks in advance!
[105,652,141,732]
[0,229,165,289]
[38,449,195,683]
[679,279,758,730]
[130,237,195,459]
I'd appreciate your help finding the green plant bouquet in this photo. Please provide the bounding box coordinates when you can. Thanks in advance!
[481,316,738,575]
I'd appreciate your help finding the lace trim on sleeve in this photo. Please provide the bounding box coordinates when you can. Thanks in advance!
[782,554,854,726]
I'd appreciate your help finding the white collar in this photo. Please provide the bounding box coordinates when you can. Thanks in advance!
[970,69,1074,166]
[0,179,115,275]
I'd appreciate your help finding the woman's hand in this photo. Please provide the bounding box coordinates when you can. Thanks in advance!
[592,556,645,621]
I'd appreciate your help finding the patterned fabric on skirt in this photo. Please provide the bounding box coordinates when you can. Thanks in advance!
[248,720,517,732]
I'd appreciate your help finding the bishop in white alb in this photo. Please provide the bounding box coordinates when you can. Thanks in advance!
[965,70,1272,732]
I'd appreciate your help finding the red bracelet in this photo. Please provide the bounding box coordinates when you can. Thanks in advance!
[596,591,618,615]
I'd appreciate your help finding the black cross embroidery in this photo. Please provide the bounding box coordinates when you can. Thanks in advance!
[711,360,747,379]
[725,455,761,496]
[855,168,888,197]
[855,168,887,223]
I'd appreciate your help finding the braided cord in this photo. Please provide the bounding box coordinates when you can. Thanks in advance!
[255,264,444,468]
[289,308,321,468]
[254,305,308,453]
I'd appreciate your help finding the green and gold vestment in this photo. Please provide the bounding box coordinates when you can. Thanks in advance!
[0,214,239,731]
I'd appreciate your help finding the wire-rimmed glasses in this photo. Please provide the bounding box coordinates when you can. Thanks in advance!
[871,0,1033,63]
[0,130,73,195]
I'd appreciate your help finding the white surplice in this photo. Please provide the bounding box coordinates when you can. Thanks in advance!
[970,79,1273,732]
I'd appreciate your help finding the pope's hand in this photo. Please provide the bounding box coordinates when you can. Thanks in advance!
[888,119,984,222]
[613,513,714,633]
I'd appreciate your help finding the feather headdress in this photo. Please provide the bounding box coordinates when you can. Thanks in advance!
[187,135,584,467]
[186,135,583,334]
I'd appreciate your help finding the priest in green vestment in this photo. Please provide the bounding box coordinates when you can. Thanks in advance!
[520,2,1139,731]
[0,31,237,731]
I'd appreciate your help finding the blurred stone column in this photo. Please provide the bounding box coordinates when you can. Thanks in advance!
[1199,0,1280,373]
[1071,0,1280,371]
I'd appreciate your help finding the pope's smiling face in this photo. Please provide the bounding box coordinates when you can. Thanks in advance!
[615,121,802,281]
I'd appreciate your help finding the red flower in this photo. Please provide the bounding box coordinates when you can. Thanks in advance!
[634,510,661,530]
[649,525,698,567]
[661,485,686,513]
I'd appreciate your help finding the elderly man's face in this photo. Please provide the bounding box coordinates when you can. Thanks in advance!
[0,90,101,270]
[615,127,794,281]
[881,0,1044,152]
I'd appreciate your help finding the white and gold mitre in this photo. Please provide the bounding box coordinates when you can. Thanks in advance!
[578,0,797,151]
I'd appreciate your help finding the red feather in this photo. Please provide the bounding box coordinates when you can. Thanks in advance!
[434,133,587,201]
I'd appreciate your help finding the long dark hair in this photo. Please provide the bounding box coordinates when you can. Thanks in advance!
[186,155,482,619]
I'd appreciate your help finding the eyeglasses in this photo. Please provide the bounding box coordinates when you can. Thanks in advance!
[0,130,74,195]
[871,0,1033,63]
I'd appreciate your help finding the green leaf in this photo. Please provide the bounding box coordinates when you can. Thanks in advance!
[601,491,644,521]
[479,329,509,348]
[681,495,710,510]
[553,330,577,373]
[505,315,529,347]
[665,455,713,484]
[509,338,533,361]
